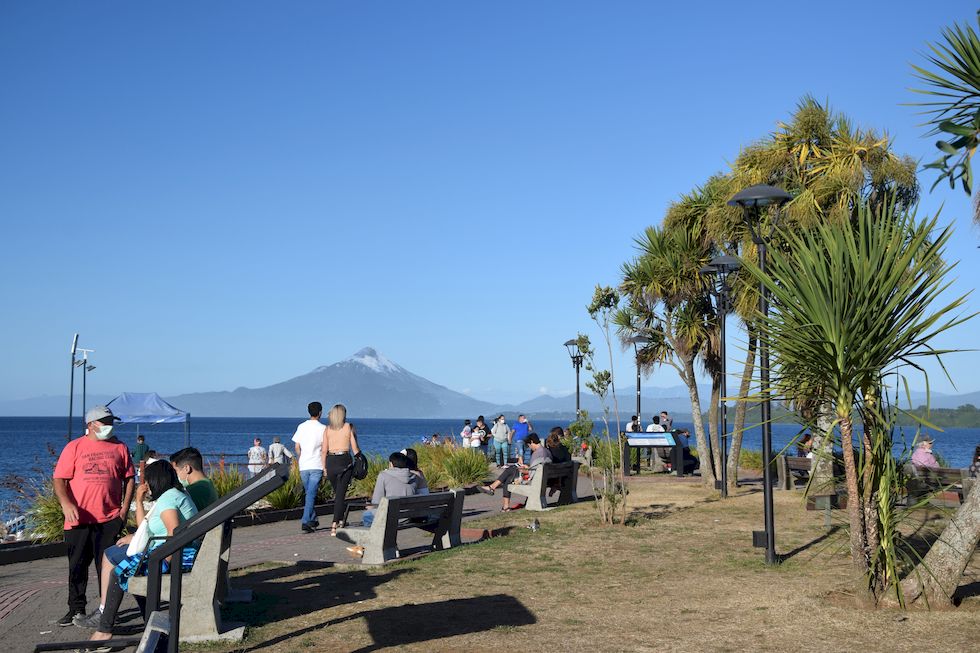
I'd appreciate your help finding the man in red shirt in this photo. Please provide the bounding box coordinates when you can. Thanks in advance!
[53,405,135,627]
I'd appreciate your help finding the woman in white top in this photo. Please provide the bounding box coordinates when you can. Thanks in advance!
[320,404,361,536]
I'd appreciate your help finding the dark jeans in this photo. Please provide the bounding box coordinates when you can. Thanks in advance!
[64,519,123,612]
[326,452,353,524]
[495,466,521,499]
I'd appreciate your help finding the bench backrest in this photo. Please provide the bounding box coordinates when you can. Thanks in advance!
[377,491,457,525]
[540,461,577,481]
[785,456,812,471]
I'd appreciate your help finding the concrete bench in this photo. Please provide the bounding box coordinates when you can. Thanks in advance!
[128,521,244,643]
[337,490,464,565]
[507,461,580,511]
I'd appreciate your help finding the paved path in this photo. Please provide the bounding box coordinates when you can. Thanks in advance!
[1,474,587,652]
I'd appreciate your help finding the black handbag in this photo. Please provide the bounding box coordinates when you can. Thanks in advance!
[351,451,369,480]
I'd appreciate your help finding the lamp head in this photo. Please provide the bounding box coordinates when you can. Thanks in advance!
[727,184,791,210]
[564,339,580,359]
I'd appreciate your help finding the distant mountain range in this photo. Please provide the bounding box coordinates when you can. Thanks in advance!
[1,347,978,419]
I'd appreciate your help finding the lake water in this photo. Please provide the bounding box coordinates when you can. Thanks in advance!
[2,415,977,521]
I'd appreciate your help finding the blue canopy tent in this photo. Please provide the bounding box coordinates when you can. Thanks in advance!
[107,392,191,447]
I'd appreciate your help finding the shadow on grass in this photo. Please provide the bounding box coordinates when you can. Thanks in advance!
[625,503,687,523]
[779,525,841,561]
[953,580,980,605]
[225,561,412,630]
[241,591,534,652]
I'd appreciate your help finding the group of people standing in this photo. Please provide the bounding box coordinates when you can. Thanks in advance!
[459,414,536,465]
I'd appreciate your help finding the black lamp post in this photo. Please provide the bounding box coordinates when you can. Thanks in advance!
[564,339,584,416]
[627,336,650,423]
[78,348,95,421]
[728,183,791,565]
[67,333,79,441]
[700,255,741,499]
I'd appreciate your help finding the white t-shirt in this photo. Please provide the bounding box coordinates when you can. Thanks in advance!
[646,423,665,433]
[291,419,325,471]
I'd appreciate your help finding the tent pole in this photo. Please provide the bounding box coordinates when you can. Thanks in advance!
[185,414,190,448]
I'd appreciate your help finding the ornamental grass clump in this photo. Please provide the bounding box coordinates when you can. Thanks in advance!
[349,455,387,497]
[265,466,304,510]
[211,465,246,497]
[442,447,489,487]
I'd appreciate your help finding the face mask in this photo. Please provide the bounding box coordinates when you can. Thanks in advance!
[95,424,114,440]
[179,477,190,487]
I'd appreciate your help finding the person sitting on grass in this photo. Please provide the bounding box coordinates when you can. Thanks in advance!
[478,433,552,511]
[347,451,423,558]
[76,461,199,646]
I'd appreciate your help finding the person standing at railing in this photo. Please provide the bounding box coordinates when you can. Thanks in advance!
[293,402,326,534]
[246,437,268,479]
[268,436,294,466]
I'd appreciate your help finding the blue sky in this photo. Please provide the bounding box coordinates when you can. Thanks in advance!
[1,1,979,407]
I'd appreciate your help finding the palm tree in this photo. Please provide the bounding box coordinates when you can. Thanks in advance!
[911,11,980,223]
[615,219,719,489]
[745,199,972,605]
[668,98,919,492]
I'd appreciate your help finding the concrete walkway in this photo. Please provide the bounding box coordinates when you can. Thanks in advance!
[2,474,588,652]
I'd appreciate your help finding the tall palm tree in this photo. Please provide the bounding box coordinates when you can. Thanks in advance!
[745,199,972,605]
[668,98,919,491]
[615,219,718,488]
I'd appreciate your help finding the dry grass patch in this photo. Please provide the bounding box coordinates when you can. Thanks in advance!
[193,478,978,652]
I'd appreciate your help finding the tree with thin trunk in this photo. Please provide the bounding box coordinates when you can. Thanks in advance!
[747,199,973,606]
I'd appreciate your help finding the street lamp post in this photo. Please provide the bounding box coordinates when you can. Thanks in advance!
[67,334,79,441]
[729,184,791,565]
[564,339,584,416]
[627,336,650,422]
[77,348,95,422]
[700,255,741,499]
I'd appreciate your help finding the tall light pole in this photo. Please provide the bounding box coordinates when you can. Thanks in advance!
[700,255,740,499]
[627,336,650,423]
[729,184,791,565]
[67,334,79,441]
[77,348,95,421]
[564,339,584,416]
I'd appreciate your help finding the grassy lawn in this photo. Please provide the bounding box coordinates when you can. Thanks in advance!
[194,478,979,652]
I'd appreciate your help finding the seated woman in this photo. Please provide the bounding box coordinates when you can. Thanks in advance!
[478,433,552,511]
[401,448,430,495]
[77,460,199,645]
[970,445,980,478]
[545,427,571,496]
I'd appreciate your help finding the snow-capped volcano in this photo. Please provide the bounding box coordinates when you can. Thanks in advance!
[166,347,496,418]
[342,347,403,375]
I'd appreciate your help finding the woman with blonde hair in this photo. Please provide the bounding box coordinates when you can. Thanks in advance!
[321,404,361,536]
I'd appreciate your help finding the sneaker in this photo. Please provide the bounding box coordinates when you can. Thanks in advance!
[310,519,320,528]
[56,609,84,627]
[72,608,103,629]
[301,522,315,533]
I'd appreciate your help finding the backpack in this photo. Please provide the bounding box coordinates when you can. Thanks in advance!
[351,452,369,480]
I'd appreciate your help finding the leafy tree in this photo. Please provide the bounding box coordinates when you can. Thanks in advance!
[746,199,973,606]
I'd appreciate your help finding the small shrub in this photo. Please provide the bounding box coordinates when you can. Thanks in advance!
[442,448,489,487]
[316,474,335,503]
[25,477,65,543]
[265,467,304,510]
[415,446,451,489]
[739,449,763,471]
[212,465,246,497]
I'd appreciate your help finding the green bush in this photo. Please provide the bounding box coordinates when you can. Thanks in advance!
[25,477,65,543]
[316,473,335,503]
[739,449,763,471]
[265,466,304,510]
[442,448,490,487]
[414,446,452,489]
[211,465,246,497]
